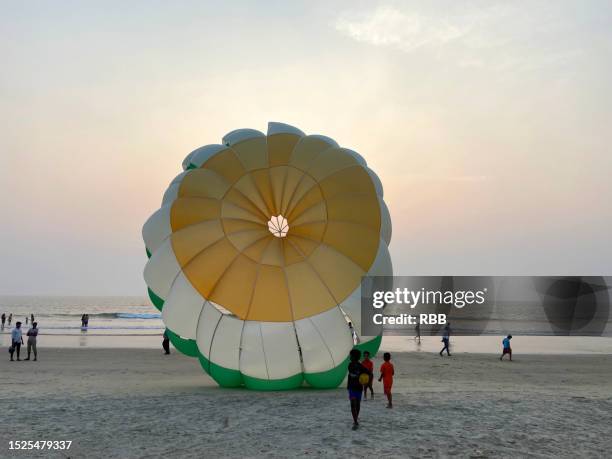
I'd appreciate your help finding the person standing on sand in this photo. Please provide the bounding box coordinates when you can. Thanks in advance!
[361,351,374,400]
[500,335,512,361]
[1,313,5,327]
[9,321,24,361]
[25,322,39,361]
[31,314,34,324]
[8,313,12,325]
[162,330,170,355]
[25,316,28,325]
[415,323,421,343]
[347,348,368,430]
[378,352,394,408]
[439,325,451,356]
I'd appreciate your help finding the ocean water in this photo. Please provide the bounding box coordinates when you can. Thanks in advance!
[1,295,610,352]
[0,295,163,336]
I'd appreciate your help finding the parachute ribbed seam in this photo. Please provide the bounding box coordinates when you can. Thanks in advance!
[205,309,223,368]
[229,187,271,222]
[277,164,290,216]
[242,169,274,218]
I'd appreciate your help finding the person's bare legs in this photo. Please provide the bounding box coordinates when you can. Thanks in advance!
[386,392,393,408]
[350,399,360,428]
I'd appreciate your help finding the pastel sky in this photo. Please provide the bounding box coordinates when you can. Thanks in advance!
[1,1,611,295]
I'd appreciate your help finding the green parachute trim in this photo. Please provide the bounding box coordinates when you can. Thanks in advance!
[166,329,198,357]
[355,335,383,357]
[145,247,152,258]
[196,347,351,390]
[186,163,197,170]
[304,355,349,389]
[197,350,243,387]
[147,288,164,312]
[242,372,304,391]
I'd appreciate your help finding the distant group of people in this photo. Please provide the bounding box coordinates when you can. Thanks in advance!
[2,313,13,327]
[8,321,39,362]
[2,313,35,328]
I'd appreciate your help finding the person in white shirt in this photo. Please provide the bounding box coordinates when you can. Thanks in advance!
[10,321,24,361]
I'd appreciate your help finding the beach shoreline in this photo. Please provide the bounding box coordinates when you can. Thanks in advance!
[2,333,612,354]
[1,348,611,458]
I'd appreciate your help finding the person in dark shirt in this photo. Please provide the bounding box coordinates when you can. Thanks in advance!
[162,330,170,355]
[347,348,367,430]
[439,324,451,356]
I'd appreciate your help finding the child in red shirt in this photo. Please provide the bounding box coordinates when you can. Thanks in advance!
[378,352,394,408]
[361,351,374,400]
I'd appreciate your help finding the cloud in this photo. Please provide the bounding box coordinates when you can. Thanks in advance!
[333,3,584,75]
[334,6,473,52]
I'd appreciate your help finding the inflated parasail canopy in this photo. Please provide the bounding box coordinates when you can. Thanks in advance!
[143,122,392,390]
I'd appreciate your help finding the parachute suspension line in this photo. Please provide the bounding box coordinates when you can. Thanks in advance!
[258,322,271,380]
[280,246,306,371]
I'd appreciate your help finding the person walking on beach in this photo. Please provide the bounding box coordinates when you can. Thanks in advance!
[1,313,5,328]
[347,348,368,430]
[25,322,39,361]
[361,351,374,400]
[415,323,421,343]
[9,321,24,361]
[439,325,451,356]
[25,316,28,325]
[31,314,34,324]
[378,352,394,408]
[8,313,12,326]
[348,322,358,345]
[500,335,512,361]
[162,330,170,355]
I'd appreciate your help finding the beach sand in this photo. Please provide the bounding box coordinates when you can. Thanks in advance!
[1,348,611,458]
